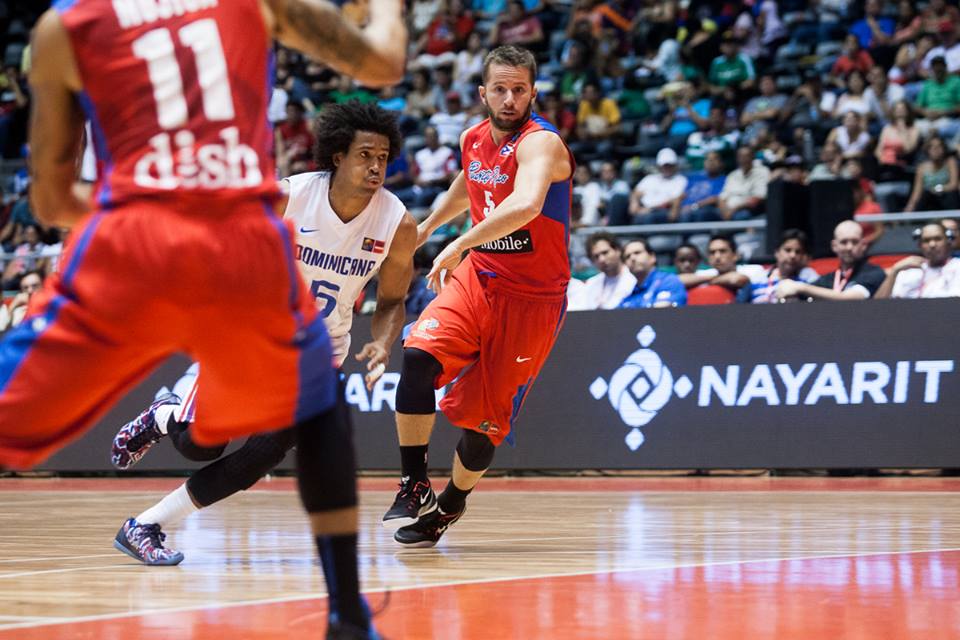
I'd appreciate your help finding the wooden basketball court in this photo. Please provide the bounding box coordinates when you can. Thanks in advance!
[0,476,958,639]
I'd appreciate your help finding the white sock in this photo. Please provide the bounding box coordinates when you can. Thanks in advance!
[136,483,199,528]
[154,405,177,434]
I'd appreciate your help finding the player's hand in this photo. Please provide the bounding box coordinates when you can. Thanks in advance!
[427,240,464,293]
[356,341,389,390]
[892,255,925,272]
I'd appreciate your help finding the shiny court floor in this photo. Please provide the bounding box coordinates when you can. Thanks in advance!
[0,477,957,639]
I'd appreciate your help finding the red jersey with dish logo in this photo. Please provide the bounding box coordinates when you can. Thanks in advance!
[57,0,278,209]
[461,113,573,296]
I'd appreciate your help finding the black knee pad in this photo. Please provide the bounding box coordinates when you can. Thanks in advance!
[296,392,358,513]
[186,428,296,507]
[455,429,496,472]
[169,422,226,462]
[395,348,442,415]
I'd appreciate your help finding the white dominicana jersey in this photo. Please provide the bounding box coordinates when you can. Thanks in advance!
[284,172,406,365]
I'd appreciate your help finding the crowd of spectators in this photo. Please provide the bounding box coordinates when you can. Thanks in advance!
[2,1,960,329]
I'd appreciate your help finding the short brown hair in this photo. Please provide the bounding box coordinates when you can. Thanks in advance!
[482,45,537,86]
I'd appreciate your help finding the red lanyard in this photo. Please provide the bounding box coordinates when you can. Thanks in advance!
[833,268,852,292]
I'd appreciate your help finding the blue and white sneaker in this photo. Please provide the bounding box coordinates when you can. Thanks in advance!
[113,518,184,566]
[111,392,180,470]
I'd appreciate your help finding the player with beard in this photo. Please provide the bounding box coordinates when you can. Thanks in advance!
[380,45,574,547]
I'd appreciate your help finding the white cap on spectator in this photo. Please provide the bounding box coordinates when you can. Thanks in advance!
[656,148,678,166]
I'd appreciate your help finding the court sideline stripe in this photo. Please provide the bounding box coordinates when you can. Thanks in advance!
[0,546,957,632]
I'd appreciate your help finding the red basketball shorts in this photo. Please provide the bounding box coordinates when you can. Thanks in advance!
[0,199,337,469]
[404,258,567,446]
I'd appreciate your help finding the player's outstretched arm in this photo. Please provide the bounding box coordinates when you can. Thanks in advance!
[28,10,88,228]
[356,212,417,389]
[263,0,407,87]
[416,170,470,247]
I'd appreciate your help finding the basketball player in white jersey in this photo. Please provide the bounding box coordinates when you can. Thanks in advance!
[110,102,416,565]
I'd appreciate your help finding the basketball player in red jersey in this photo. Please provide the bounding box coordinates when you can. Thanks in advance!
[5,2,405,638]
[381,45,574,547]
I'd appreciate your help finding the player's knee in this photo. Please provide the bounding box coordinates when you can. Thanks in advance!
[395,348,442,415]
[456,429,496,472]
[295,398,358,513]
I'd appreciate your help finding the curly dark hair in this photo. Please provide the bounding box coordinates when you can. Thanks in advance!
[312,101,402,173]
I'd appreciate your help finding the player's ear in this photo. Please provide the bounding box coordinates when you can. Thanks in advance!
[332,152,343,168]
[478,85,486,105]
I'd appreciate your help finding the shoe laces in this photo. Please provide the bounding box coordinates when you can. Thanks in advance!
[136,523,167,548]
[127,419,160,452]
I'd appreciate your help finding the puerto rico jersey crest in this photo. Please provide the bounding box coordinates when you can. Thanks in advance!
[284,172,406,364]
[461,113,573,295]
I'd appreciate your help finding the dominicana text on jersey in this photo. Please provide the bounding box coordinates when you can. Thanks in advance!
[284,172,405,363]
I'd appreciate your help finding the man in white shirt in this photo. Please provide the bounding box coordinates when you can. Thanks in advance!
[396,125,458,209]
[876,222,960,299]
[568,232,637,310]
[628,148,688,225]
[719,145,770,220]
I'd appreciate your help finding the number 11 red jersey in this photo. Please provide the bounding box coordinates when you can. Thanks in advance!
[461,113,573,297]
[56,0,278,209]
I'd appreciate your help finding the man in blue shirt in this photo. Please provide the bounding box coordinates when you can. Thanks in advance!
[850,0,895,50]
[619,238,687,308]
[674,150,727,223]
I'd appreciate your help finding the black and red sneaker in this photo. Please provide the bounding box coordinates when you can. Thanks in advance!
[381,476,437,529]
[393,505,465,548]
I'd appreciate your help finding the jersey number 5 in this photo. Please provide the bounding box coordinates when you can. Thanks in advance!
[132,19,236,130]
[310,280,341,318]
[482,190,496,219]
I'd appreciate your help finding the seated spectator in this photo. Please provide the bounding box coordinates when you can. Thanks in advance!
[405,69,438,120]
[865,65,905,124]
[918,0,960,38]
[577,161,631,226]
[769,154,807,184]
[740,74,788,144]
[782,72,835,133]
[488,1,545,51]
[852,181,885,247]
[774,221,886,301]
[412,0,474,69]
[826,112,872,159]
[675,151,726,223]
[921,22,960,75]
[719,146,770,220]
[686,105,740,170]
[394,126,457,209]
[453,33,487,100]
[569,233,638,310]
[672,243,704,277]
[830,34,875,86]
[329,75,377,104]
[636,24,683,83]
[574,166,603,226]
[0,270,43,332]
[618,238,687,308]
[275,102,316,177]
[808,141,845,181]
[851,0,896,50]
[893,0,921,45]
[384,150,413,193]
[876,222,960,298]
[915,56,960,140]
[708,32,756,95]
[2,224,48,290]
[833,71,872,120]
[745,229,819,304]
[558,42,597,103]
[677,234,751,294]
[411,0,444,36]
[660,83,711,147]
[573,82,621,158]
[539,91,576,142]
[875,101,920,180]
[942,218,960,255]
[429,66,461,114]
[628,148,688,224]
[429,91,470,147]
[905,135,960,211]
